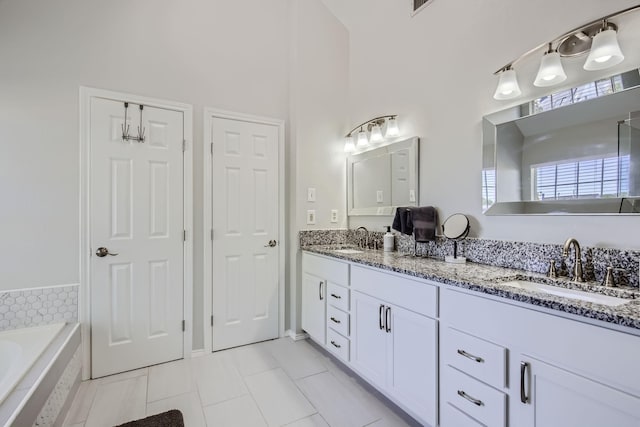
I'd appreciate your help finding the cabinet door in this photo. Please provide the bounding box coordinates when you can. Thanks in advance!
[388,304,438,427]
[301,272,326,344]
[516,355,640,427]
[351,290,388,389]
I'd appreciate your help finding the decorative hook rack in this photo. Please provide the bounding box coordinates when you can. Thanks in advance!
[121,102,146,143]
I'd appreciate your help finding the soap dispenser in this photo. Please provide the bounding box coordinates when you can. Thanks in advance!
[384,226,394,252]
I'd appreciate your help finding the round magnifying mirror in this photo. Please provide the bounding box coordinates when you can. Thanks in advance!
[442,213,470,264]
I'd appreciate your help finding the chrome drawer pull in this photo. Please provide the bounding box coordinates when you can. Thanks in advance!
[331,293,342,299]
[457,349,484,363]
[330,317,341,324]
[330,340,341,348]
[520,361,530,404]
[457,390,484,407]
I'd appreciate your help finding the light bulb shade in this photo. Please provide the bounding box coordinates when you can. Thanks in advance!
[356,130,368,147]
[344,136,355,153]
[385,117,399,137]
[534,51,567,87]
[584,29,624,71]
[370,123,383,143]
[493,69,522,100]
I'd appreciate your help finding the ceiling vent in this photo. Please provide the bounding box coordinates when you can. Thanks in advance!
[411,0,434,16]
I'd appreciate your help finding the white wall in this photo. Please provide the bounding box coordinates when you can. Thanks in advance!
[322,0,640,249]
[287,0,349,333]
[0,0,290,349]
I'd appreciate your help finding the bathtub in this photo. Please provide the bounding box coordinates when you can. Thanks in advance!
[0,323,65,406]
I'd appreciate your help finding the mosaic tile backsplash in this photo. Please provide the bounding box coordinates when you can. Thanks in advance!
[299,230,640,288]
[0,284,79,331]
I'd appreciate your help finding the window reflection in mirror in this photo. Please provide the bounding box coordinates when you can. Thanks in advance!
[482,69,640,215]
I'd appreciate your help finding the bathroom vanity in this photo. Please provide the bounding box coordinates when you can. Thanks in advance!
[300,247,640,427]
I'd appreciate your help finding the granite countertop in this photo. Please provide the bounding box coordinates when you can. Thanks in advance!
[302,245,640,331]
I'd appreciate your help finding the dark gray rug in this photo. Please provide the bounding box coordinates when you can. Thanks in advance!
[115,410,184,427]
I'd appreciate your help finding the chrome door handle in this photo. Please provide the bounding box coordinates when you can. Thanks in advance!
[385,306,391,333]
[457,390,484,407]
[379,305,385,330]
[96,247,118,257]
[264,239,277,247]
[520,361,530,404]
[319,281,324,300]
[457,349,484,363]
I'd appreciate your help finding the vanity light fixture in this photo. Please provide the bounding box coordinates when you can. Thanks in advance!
[492,5,639,100]
[343,115,400,152]
[533,44,567,87]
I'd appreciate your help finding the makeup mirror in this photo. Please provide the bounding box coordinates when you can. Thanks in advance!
[442,213,470,264]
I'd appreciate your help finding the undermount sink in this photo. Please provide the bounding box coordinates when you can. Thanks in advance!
[332,249,364,254]
[500,280,631,307]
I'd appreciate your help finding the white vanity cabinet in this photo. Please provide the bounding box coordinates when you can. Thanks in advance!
[301,253,349,347]
[351,265,438,427]
[440,287,640,427]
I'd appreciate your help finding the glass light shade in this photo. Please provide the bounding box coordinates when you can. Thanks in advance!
[370,123,383,143]
[534,51,567,87]
[356,129,369,148]
[385,117,399,137]
[493,69,522,100]
[584,29,624,71]
[343,135,355,153]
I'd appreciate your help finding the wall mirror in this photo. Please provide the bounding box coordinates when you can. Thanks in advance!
[347,137,419,216]
[483,69,640,215]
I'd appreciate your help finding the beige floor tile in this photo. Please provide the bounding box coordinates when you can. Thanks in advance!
[264,338,327,380]
[202,395,267,427]
[191,351,248,406]
[284,413,330,427]
[84,376,147,427]
[230,342,280,377]
[146,391,206,427]
[147,359,195,402]
[244,368,316,426]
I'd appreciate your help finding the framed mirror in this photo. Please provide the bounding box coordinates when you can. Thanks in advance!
[347,137,419,216]
[483,69,640,215]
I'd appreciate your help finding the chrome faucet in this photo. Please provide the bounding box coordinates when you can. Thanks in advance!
[356,226,369,249]
[562,238,584,283]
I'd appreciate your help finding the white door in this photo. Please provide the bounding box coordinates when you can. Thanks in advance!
[211,117,279,351]
[90,97,185,378]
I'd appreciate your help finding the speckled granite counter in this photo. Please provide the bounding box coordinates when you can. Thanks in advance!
[302,245,640,332]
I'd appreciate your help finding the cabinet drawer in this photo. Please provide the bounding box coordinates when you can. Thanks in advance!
[303,253,349,287]
[445,327,507,389]
[327,282,349,311]
[326,329,350,361]
[327,305,349,337]
[442,402,485,427]
[351,265,437,318]
[444,367,506,427]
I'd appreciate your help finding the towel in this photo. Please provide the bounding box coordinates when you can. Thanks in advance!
[392,207,414,235]
[410,206,438,242]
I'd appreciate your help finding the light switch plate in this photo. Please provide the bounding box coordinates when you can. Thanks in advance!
[307,210,316,225]
[330,209,338,223]
[307,187,316,202]
[376,190,384,203]
[409,189,416,202]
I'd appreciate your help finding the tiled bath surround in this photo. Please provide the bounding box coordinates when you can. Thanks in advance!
[299,230,640,288]
[0,284,78,331]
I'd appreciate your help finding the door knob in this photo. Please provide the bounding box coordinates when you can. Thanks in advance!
[96,247,118,257]
[264,240,277,247]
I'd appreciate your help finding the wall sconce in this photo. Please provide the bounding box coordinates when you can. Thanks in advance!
[492,5,637,100]
[344,115,399,153]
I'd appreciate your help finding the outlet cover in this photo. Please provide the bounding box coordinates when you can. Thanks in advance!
[307,210,316,225]
[376,190,384,203]
[330,209,338,223]
[307,187,316,202]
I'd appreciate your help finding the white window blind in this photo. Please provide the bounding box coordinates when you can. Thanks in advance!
[482,169,496,211]
[532,75,623,114]
[534,155,629,200]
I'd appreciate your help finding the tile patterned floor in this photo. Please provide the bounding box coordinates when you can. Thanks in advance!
[63,338,420,427]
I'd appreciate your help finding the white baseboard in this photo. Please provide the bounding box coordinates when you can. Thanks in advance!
[191,349,207,358]
[286,329,309,341]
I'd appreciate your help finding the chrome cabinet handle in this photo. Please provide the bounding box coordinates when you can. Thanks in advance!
[330,317,341,324]
[385,306,391,332]
[264,239,277,247]
[520,361,530,403]
[330,340,341,348]
[457,390,484,407]
[330,293,341,299]
[96,247,118,257]
[379,305,385,330]
[457,349,484,363]
[319,281,324,300]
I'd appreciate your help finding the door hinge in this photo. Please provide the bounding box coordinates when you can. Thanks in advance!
[211,315,214,326]
[210,229,214,240]
[183,230,187,241]
[182,320,186,332]
[210,142,214,155]
[182,139,186,152]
